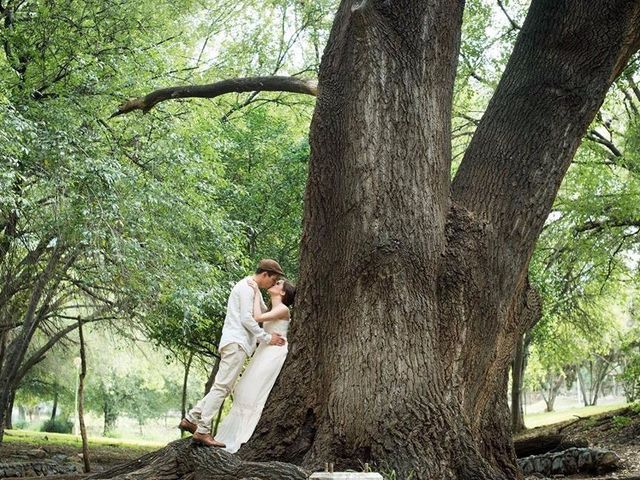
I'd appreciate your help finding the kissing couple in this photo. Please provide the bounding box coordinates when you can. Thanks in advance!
[179,259,295,453]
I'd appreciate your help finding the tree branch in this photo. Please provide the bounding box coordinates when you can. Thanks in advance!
[497,0,521,31]
[15,314,112,383]
[110,76,318,118]
[586,129,623,158]
[575,217,640,233]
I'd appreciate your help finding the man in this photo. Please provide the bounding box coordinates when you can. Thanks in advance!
[179,259,287,447]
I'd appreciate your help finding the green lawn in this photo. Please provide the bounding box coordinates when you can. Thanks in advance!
[3,428,165,451]
[524,402,629,428]
[3,402,630,451]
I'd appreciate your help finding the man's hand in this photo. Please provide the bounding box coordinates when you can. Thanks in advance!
[269,333,286,346]
[247,278,259,292]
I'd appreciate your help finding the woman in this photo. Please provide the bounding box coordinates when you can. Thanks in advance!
[214,278,295,453]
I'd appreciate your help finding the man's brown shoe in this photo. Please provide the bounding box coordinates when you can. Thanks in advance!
[192,432,225,448]
[178,418,197,434]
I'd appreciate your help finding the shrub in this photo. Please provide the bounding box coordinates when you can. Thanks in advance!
[41,418,73,434]
[12,419,29,430]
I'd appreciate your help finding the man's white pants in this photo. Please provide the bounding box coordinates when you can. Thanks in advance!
[187,343,247,434]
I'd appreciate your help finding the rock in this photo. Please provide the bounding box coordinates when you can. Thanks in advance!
[26,448,47,459]
[550,453,564,474]
[517,447,621,476]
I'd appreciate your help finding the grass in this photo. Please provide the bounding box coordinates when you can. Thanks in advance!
[524,402,629,429]
[4,428,164,452]
[3,402,630,455]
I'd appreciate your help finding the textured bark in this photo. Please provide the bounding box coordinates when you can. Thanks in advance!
[110,76,317,118]
[239,1,640,479]
[87,439,308,480]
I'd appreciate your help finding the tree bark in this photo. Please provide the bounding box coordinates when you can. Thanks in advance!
[87,439,308,480]
[110,0,640,477]
[110,76,318,117]
[239,1,640,479]
[78,320,90,473]
[542,373,564,412]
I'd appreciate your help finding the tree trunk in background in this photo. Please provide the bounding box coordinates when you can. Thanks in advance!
[180,352,193,438]
[511,336,527,433]
[542,374,564,412]
[5,390,14,430]
[78,321,90,473]
[241,1,640,478]
[51,390,58,421]
[511,296,539,434]
[203,355,220,397]
[103,405,117,437]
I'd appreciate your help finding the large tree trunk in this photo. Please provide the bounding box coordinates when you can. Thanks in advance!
[238,1,640,479]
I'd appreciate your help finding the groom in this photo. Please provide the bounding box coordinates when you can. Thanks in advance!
[179,259,286,447]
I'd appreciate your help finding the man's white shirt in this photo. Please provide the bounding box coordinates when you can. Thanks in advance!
[218,277,270,355]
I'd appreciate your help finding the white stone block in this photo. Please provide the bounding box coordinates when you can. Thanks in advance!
[310,473,383,479]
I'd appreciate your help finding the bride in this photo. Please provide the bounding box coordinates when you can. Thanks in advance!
[214,278,295,453]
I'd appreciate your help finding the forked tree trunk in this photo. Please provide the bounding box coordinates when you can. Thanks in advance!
[541,373,564,412]
[238,1,640,479]
[99,0,640,478]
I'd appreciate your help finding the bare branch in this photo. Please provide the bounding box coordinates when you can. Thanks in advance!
[497,0,521,31]
[586,129,623,157]
[575,217,640,233]
[15,314,111,382]
[110,76,318,118]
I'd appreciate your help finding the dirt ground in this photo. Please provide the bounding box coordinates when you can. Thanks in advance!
[515,406,640,479]
[0,435,155,477]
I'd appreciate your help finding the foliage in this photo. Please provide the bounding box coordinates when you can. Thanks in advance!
[41,418,73,434]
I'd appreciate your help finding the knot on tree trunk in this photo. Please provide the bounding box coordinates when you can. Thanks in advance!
[87,438,309,480]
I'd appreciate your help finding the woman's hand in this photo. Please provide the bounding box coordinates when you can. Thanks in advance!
[247,279,259,292]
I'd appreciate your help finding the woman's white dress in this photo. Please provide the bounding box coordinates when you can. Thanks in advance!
[215,316,289,453]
